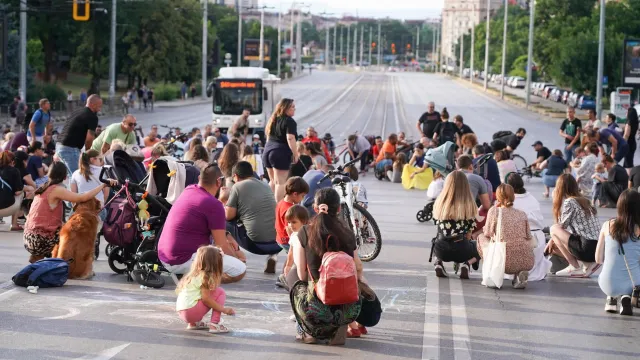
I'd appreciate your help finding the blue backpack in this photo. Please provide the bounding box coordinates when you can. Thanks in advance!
[12,258,71,288]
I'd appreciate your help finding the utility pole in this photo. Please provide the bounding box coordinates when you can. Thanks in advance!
[353,26,358,66]
[340,25,344,65]
[525,0,535,107]
[319,11,333,67]
[377,21,381,68]
[296,8,302,75]
[277,9,281,76]
[449,15,453,75]
[368,26,372,65]
[333,24,337,66]
[500,0,508,99]
[435,22,440,72]
[109,0,117,101]
[459,33,464,78]
[359,26,364,66]
[483,0,491,90]
[416,25,420,62]
[346,25,350,65]
[259,6,265,68]
[19,0,26,101]
[432,23,436,65]
[201,0,208,99]
[470,17,475,83]
[237,4,243,66]
[596,0,605,118]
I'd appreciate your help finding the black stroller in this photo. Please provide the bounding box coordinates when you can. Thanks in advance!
[416,141,456,223]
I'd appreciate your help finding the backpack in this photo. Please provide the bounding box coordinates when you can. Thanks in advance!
[312,235,359,306]
[0,174,15,208]
[474,154,495,202]
[438,122,457,144]
[12,258,70,288]
[102,193,138,247]
[492,130,513,140]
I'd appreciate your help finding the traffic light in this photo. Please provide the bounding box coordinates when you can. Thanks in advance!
[73,0,90,21]
[391,43,396,54]
[406,43,411,49]
[371,42,376,48]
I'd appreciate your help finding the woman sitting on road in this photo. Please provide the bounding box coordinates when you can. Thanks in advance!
[505,173,552,281]
[0,151,25,231]
[478,184,534,289]
[13,150,36,200]
[306,142,328,171]
[188,145,210,171]
[432,170,480,279]
[241,145,264,179]
[289,141,313,178]
[401,143,432,190]
[546,174,601,278]
[218,142,239,188]
[540,149,568,198]
[494,150,518,185]
[460,133,478,156]
[596,189,640,316]
[573,142,599,197]
[289,187,363,344]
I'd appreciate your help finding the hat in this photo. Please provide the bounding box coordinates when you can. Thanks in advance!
[531,141,543,147]
[323,133,333,140]
[253,134,260,139]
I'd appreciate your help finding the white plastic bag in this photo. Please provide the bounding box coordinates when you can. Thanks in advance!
[481,208,506,289]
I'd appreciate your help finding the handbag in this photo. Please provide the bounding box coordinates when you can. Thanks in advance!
[620,242,640,308]
[481,208,506,289]
[356,281,382,327]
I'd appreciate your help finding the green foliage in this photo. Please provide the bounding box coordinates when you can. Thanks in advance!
[154,84,180,102]
[26,39,45,73]
[29,82,67,103]
[0,9,34,105]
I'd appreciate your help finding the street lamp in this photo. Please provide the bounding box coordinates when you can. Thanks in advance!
[319,11,334,68]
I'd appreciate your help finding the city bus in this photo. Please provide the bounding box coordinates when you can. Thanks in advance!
[210,67,281,140]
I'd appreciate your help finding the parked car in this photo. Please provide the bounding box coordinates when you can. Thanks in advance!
[542,85,557,99]
[512,77,526,88]
[548,89,560,102]
[561,91,571,104]
[535,83,554,96]
[578,95,596,110]
[568,92,580,107]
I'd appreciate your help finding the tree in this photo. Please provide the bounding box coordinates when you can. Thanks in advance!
[0,6,34,104]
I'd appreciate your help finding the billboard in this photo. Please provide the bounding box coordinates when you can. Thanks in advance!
[243,39,271,62]
[622,38,640,86]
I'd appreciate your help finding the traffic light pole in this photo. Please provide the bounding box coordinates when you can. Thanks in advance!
[109,0,116,101]
[368,26,372,65]
[19,0,26,101]
[202,0,208,99]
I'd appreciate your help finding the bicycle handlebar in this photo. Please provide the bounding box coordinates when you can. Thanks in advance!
[317,156,361,185]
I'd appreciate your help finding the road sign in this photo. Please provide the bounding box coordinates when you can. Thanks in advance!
[603,76,609,89]
[243,39,271,62]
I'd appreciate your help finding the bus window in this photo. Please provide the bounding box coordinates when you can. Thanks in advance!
[263,87,268,101]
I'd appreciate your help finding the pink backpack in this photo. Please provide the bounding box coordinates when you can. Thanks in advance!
[102,186,138,247]
[312,237,359,305]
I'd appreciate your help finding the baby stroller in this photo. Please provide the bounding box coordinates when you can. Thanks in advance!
[104,149,147,185]
[416,141,456,223]
[146,156,199,208]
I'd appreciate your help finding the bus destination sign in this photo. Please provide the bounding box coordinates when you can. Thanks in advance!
[219,81,258,89]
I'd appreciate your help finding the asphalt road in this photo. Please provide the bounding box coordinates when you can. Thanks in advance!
[1,71,638,360]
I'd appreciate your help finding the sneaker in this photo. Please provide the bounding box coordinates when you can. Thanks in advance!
[459,263,469,279]
[275,274,288,289]
[605,296,618,313]
[554,264,585,277]
[583,262,602,278]
[434,261,448,278]
[513,271,529,289]
[620,295,633,316]
[264,254,277,274]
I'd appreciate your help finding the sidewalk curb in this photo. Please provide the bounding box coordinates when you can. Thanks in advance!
[453,77,566,123]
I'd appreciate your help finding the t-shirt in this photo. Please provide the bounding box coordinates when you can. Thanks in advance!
[91,123,136,151]
[457,124,474,136]
[70,165,105,204]
[630,166,640,189]
[216,134,229,149]
[58,107,99,149]
[16,102,26,116]
[464,171,488,200]
[354,135,371,153]
[158,185,226,265]
[289,155,313,178]
[313,155,328,169]
[176,274,204,311]
[537,147,552,161]
[8,132,28,152]
[472,156,501,191]
[297,225,356,281]
[500,134,521,151]
[302,170,331,214]
[599,128,627,148]
[27,110,50,138]
[267,116,297,144]
[0,166,24,209]
[227,178,276,243]
[433,121,458,143]
[275,200,295,245]
[26,156,44,182]
[560,118,582,144]
[418,111,441,139]
[546,155,567,176]
[608,164,629,189]
[376,141,396,163]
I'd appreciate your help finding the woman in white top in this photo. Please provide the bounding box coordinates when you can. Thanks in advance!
[494,150,518,184]
[506,173,552,281]
[70,149,109,219]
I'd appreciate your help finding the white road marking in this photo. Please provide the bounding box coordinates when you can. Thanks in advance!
[42,307,81,320]
[422,274,439,360]
[391,76,401,133]
[449,279,472,360]
[306,75,364,127]
[74,343,130,360]
[232,328,276,337]
[0,288,18,300]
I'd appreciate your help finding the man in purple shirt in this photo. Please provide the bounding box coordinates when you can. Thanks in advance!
[158,164,246,283]
[588,120,629,163]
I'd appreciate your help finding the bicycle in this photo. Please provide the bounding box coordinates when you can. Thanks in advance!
[317,157,382,262]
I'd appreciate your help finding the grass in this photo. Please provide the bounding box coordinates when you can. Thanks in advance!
[56,73,162,97]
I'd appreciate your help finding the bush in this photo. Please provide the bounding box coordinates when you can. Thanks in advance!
[28,82,66,103]
[154,84,180,101]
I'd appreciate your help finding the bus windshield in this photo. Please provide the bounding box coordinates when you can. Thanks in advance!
[213,80,263,115]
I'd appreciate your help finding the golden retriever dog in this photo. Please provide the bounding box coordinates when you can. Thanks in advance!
[52,198,102,279]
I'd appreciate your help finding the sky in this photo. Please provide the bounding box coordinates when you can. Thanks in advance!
[260,0,445,20]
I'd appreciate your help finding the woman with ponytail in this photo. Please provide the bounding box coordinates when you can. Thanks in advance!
[263,98,299,202]
[478,184,535,289]
[289,187,364,345]
[23,162,116,263]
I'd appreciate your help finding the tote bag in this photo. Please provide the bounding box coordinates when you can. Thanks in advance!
[481,208,506,289]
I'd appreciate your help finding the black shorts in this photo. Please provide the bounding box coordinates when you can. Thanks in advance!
[263,141,293,171]
[624,140,636,169]
[568,234,597,262]
[434,236,480,264]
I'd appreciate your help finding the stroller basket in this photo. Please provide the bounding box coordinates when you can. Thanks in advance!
[424,141,456,177]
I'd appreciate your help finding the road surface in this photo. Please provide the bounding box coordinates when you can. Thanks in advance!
[1,72,637,360]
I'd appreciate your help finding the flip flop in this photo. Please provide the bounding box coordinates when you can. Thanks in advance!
[186,321,208,330]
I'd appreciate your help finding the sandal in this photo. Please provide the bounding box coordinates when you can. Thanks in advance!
[186,321,208,330]
[209,323,230,334]
[10,225,23,232]
[358,325,368,335]
[347,327,361,338]
[295,333,317,344]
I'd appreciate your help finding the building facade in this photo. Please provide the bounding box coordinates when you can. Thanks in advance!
[441,0,502,62]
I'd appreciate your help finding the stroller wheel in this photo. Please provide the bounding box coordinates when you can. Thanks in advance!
[108,246,128,274]
[424,203,434,221]
[132,269,165,289]
[416,210,428,223]
[105,243,116,258]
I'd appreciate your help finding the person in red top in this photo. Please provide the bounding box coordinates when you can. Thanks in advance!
[275,176,309,288]
[375,133,398,173]
[301,127,332,164]
[371,136,383,159]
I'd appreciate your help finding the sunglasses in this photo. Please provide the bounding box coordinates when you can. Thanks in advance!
[127,122,137,127]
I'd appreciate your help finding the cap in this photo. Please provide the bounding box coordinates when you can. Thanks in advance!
[323,133,333,140]
[531,141,543,147]
[252,134,260,139]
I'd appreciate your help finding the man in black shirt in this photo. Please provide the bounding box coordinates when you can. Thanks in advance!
[630,165,640,189]
[600,155,629,208]
[453,115,474,136]
[531,141,552,170]
[56,94,102,175]
[416,101,441,140]
[559,106,582,162]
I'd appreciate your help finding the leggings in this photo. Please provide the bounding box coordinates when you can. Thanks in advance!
[178,287,226,324]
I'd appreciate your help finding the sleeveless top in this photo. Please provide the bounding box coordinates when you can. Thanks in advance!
[414,155,425,168]
[24,185,64,237]
[245,154,258,172]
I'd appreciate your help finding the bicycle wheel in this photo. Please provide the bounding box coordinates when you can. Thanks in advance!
[352,203,382,262]
[343,150,353,164]
[511,154,528,174]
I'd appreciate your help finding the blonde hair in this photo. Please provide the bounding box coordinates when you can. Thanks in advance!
[151,143,167,157]
[595,162,605,172]
[265,98,295,138]
[204,136,217,149]
[175,246,223,294]
[496,184,515,207]
[110,139,125,151]
[433,170,478,221]
[296,141,305,154]
[4,132,15,143]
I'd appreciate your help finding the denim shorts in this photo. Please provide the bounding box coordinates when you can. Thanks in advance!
[278,243,290,254]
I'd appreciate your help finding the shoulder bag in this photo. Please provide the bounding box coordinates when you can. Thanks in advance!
[481,207,506,289]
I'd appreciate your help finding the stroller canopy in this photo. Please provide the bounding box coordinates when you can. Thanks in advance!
[146,156,199,204]
[104,150,147,184]
[425,141,456,177]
